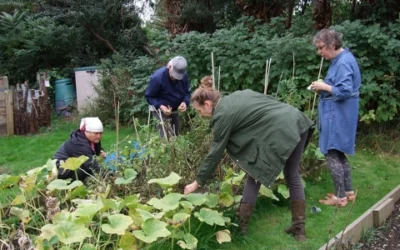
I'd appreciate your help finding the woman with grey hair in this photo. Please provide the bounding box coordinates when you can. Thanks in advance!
[309,29,361,207]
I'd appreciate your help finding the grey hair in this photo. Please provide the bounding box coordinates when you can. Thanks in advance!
[312,29,343,50]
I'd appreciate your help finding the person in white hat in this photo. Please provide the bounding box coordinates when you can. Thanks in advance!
[145,56,191,137]
[53,117,107,181]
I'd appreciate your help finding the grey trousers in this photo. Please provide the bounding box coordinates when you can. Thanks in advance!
[151,110,180,138]
[242,130,309,205]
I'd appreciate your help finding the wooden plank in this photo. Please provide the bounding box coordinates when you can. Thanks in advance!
[373,198,394,227]
[6,91,14,135]
[319,184,400,250]
[0,93,5,135]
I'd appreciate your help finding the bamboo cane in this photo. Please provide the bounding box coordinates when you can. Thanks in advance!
[311,57,325,117]
[211,52,215,89]
[217,66,221,91]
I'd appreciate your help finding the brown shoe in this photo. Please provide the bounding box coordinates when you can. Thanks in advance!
[236,202,255,236]
[284,200,306,241]
[319,195,347,207]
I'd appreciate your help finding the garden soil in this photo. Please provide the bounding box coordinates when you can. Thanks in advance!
[359,199,400,250]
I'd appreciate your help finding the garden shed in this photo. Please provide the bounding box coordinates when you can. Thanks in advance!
[74,66,100,112]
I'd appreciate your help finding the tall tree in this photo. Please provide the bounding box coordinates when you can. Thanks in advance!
[312,0,331,29]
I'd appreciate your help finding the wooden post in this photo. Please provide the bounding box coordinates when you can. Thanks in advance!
[37,72,51,126]
[6,90,14,135]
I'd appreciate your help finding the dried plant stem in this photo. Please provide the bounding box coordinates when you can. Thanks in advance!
[158,109,168,140]
[264,58,272,95]
[325,187,341,250]
[289,52,296,101]
[311,57,324,117]
[132,116,141,146]
[275,71,284,98]
[338,187,359,248]
[218,66,221,91]
[116,101,120,160]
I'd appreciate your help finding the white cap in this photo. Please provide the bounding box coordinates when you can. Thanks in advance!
[80,117,103,132]
[169,56,187,80]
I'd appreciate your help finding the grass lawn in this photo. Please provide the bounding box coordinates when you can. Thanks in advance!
[0,117,399,250]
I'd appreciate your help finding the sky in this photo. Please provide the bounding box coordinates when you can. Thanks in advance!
[134,0,155,23]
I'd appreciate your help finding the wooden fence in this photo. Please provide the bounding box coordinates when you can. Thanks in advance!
[0,91,14,136]
[0,74,51,136]
[13,82,51,135]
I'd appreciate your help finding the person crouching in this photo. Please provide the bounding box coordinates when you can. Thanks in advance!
[53,117,106,181]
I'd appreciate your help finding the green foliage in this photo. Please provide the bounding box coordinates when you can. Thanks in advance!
[331,19,400,122]
[86,53,158,123]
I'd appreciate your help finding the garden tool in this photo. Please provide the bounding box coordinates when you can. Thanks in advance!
[284,200,306,241]
[236,202,255,236]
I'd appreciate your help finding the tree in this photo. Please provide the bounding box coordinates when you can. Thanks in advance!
[312,0,331,29]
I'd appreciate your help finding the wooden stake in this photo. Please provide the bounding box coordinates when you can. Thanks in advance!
[132,116,141,146]
[217,66,221,91]
[311,57,324,117]
[264,59,272,95]
[211,52,215,89]
[275,71,284,98]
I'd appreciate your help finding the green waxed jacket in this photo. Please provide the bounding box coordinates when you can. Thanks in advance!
[196,90,313,188]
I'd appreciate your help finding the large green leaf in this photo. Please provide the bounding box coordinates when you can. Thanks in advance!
[132,218,171,244]
[123,195,140,209]
[101,198,124,213]
[147,193,183,212]
[194,208,227,226]
[184,193,207,206]
[102,214,133,235]
[220,182,233,196]
[54,221,92,244]
[170,212,190,226]
[115,169,138,185]
[39,224,56,241]
[277,184,290,199]
[60,156,89,171]
[179,201,194,212]
[81,244,96,250]
[177,233,198,249]
[204,193,219,208]
[72,202,103,224]
[52,211,73,224]
[11,194,26,205]
[10,207,30,224]
[0,174,20,189]
[224,171,246,185]
[259,185,279,201]
[219,193,234,207]
[68,185,88,200]
[47,179,83,191]
[136,208,155,221]
[216,229,231,244]
[119,232,138,250]
[147,172,181,187]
